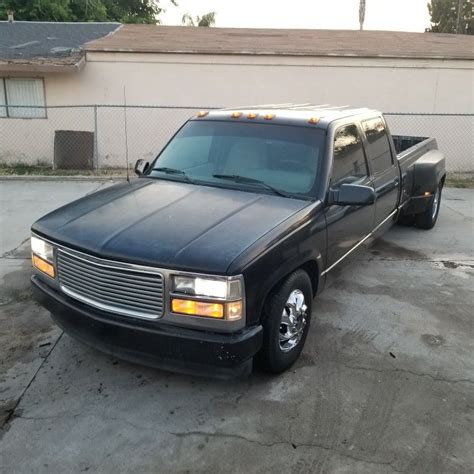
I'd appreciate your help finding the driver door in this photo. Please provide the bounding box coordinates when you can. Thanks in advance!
[325,124,375,270]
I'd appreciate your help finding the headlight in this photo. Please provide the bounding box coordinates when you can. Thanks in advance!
[31,235,55,278]
[173,275,242,300]
[31,236,54,261]
[171,275,244,321]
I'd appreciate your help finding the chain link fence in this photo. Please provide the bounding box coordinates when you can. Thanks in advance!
[0,105,472,176]
[384,113,473,174]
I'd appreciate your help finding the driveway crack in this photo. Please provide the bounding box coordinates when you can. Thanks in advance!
[0,332,64,432]
[328,359,474,385]
[1,237,30,259]
[92,417,404,472]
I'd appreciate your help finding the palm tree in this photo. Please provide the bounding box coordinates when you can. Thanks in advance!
[182,11,216,27]
[456,0,464,33]
[359,0,366,30]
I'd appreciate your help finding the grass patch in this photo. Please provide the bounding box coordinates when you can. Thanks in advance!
[445,173,474,189]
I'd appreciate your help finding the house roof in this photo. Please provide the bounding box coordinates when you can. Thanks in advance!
[85,25,474,60]
[0,21,121,72]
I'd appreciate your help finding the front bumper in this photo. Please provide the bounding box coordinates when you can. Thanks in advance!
[32,276,263,378]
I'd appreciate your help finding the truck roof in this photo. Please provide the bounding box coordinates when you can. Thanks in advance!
[194,104,381,128]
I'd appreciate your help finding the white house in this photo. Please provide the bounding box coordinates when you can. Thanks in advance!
[1,22,473,170]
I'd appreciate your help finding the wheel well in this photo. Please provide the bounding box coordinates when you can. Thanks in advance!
[268,260,319,298]
[258,260,320,322]
[299,260,319,296]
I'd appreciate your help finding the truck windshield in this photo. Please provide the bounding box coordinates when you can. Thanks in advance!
[148,120,325,198]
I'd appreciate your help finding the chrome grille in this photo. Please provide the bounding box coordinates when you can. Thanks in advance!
[57,248,164,319]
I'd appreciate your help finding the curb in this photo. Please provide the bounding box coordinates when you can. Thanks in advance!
[0,175,127,182]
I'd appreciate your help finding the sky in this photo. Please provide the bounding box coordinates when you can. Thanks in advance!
[160,0,432,32]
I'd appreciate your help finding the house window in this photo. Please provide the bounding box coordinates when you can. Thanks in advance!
[0,78,46,118]
[0,80,6,117]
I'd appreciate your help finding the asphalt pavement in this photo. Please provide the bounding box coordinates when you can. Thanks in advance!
[0,179,473,473]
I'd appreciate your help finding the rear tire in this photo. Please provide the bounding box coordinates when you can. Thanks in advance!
[415,184,442,230]
[259,270,313,374]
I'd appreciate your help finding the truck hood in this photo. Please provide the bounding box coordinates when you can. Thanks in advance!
[32,178,310,274]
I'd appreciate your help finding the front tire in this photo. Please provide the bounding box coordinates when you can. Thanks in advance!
[259,270,313,374]
[415,184,442,230]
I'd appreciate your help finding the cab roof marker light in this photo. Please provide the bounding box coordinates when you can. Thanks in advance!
[197,110,209,118]
[231,112,243,119]
[263,114,275,120]
[247,113,258,119]
[308,117,320,124]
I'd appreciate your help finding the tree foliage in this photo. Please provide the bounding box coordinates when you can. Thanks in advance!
[182,11,216,27]
[0,0,176,23]
[427,0,473,34]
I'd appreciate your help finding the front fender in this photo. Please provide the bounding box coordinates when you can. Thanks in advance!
[233,208,327,326]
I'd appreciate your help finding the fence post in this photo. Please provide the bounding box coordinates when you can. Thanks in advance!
[93,105,99,170]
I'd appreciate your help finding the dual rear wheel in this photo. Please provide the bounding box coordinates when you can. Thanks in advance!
[415,184,442,229]
[398,183,443,230]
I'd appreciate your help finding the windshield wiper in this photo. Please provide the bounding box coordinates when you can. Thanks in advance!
[212,174,294,198]
[153,167,195,184]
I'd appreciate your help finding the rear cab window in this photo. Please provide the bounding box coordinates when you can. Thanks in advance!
[361,117,394,174]
[331,124,369,188]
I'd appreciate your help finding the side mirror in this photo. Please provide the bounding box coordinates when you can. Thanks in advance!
[330,183,375,206]
[134,159,149,176]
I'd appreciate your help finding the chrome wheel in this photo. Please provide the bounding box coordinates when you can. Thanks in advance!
[432,187,440,220]
[279,289,308,352]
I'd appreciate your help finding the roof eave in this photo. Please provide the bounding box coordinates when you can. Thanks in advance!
[84,47,473,61]
[0,55,85,74]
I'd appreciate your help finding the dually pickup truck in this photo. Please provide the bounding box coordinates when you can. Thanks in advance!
[32,105,446,377]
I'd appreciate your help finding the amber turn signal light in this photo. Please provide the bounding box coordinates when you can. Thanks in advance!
[226,300,243,320]
[32,254,55,278]
[172,298,224,318]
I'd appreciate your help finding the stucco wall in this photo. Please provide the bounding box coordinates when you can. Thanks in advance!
[1,52,473,170]
[44,53,473,111]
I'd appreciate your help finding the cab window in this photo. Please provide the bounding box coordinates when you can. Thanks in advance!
[362,117,393,174]
[150,121,325,196]
[332,125,368,188]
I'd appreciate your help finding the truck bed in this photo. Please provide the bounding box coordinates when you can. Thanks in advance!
[392,135,428,155]
[393,135,446,208]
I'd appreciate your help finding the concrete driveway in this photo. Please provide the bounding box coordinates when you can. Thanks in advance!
[0,179,473,473]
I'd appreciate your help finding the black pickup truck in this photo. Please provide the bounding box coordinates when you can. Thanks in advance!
[31,105,446,377]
